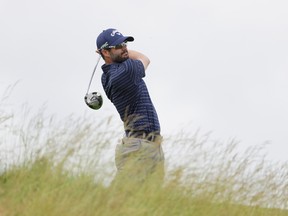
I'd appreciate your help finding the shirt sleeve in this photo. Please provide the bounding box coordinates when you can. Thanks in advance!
[125,59,145,81]
[114,59,145,87]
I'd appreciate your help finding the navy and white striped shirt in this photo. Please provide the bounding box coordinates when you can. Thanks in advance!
[101,59,160,135]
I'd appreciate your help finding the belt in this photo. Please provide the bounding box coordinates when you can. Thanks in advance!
[127,131,162,142]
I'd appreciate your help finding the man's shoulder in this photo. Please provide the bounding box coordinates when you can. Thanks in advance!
[120,59,144,68]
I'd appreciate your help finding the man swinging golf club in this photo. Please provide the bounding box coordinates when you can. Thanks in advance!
[96,28,164,184]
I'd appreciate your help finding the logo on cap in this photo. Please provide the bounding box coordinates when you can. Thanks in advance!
[100,42,109,50]
[111,30,122,37]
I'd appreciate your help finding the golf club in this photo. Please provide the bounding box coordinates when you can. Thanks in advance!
[84,55,103,110]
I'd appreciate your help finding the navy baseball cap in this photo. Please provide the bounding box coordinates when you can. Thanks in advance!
[96,28,134,50]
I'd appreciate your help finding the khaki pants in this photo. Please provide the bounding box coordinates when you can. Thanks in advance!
[114,136,165,184]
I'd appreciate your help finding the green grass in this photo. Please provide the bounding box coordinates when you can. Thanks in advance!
[0,97,288,215]
[0,157,287,216]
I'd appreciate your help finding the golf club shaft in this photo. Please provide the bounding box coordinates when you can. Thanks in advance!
[86,55,101,95]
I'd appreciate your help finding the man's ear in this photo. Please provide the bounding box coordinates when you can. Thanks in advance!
[101,49,111,58]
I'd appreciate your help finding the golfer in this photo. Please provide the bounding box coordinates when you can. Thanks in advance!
[96,28,164,183]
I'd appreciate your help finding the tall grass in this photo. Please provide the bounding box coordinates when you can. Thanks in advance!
[0,98,287,215]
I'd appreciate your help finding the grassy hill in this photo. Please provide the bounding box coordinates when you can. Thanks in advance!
[0,102,287,215]
[0,157,287,216]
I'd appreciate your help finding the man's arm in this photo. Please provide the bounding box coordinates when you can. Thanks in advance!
[128,50,150,70]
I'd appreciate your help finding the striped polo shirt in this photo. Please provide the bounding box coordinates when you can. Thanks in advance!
[101,59,160,136]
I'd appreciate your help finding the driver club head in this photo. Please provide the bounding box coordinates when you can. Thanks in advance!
[84,92,103,110]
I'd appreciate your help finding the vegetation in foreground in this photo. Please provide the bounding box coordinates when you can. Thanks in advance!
[0,157,287,216]
[0,96,287,215]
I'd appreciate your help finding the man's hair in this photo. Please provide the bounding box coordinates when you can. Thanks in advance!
[99,49,109,60]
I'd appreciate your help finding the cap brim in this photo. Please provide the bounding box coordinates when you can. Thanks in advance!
[125,36,134,42]
[110,36,134,46]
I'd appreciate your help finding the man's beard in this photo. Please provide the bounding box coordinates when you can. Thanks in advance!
[110,51,129,63]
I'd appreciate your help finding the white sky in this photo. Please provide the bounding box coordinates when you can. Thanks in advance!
[1,0,288,161]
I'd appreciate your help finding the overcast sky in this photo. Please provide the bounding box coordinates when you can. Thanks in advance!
[1,0,288,161]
